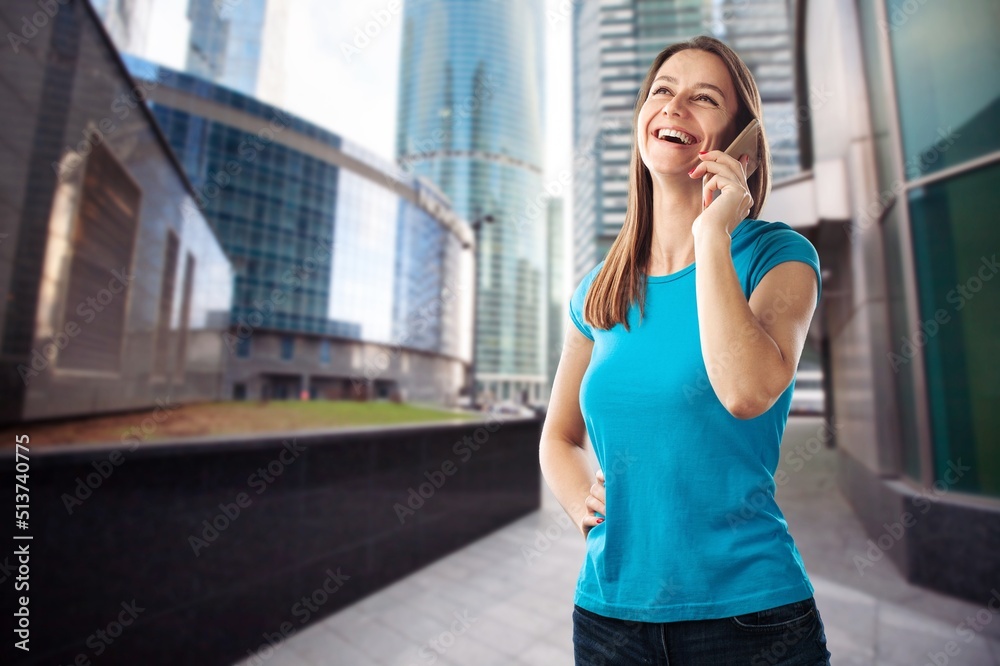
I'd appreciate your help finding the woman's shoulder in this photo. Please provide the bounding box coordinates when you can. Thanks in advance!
[736,218,817,254]
[736,217,801,240]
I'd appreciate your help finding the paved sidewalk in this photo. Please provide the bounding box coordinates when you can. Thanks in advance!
[234,416,1000,665]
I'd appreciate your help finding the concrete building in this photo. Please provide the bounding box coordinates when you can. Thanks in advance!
[0,0,233,425]
[125,56,475,405]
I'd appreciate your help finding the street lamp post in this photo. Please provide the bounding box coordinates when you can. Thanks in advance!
[466,213,493,410]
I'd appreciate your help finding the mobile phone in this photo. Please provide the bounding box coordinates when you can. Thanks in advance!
[703,118,760,209]
[723,118,760,177]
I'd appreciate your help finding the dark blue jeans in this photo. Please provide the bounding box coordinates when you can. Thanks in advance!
[573,596,831,665]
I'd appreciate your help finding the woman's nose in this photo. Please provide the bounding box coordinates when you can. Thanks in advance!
[662,98,685,116]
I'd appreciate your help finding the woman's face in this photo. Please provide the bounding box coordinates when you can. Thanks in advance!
[636,49,740,177]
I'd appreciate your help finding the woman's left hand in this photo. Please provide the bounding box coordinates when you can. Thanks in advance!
[688,151,753,237]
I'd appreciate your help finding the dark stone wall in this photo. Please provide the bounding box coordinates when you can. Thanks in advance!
[837,448,1000,605]
[0,416,542,665]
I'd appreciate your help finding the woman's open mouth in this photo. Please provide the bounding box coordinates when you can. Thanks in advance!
[653,128,698,145]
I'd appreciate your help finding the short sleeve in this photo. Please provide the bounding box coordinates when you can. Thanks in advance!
[747,226,822,306]
[569,264,601,341]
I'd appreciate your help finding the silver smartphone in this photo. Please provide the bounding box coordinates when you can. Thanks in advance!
[703,118,760,209]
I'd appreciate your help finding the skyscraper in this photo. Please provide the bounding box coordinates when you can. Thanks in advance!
[89,0,151,54]
[184,0,289,104]
[396,0,549,404]
[92,0,289,105]
[572,0,800,282]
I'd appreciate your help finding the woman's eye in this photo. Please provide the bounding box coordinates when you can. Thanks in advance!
[653,87,670,95]
[696,95,718,105]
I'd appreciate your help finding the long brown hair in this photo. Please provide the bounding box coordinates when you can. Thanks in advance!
[584,36,771,332]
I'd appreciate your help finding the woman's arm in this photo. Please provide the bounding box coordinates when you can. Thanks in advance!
[688,151,818,420]
[539,325,605,537]
[694,232,818,419]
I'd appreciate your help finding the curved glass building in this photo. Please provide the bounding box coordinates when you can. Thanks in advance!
[396,0,548,405]
[123,56,474,405]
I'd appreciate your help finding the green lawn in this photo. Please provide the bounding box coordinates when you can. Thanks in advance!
[2,400,483,447]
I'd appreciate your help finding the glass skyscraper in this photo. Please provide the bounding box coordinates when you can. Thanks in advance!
[396,0,548,405]
[572,0,799,282]
[125,56,474,405]
[186,0,264,96]
[92,0,290,106]
[89,0,151,54]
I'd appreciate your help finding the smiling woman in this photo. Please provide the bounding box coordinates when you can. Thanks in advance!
[538,35,831,665]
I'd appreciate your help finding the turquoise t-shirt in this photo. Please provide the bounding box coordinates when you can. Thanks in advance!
[570,218,822,623]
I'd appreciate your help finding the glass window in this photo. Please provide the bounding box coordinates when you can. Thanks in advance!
[906,161,1000,496]
[886,0,1000,178]
[236,336,251,358]
[281,335,294,360]
[319,339,331,364]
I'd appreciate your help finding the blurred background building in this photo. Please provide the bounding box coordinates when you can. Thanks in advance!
[184,0,290,106]
[760,0,999,602]
[125,55,474,405]
[396,0,551,406]
[571,0,800,281]
[89,0,151,55]
[0,0,232,425]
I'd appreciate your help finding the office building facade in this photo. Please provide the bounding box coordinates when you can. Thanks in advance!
[571,0,800,282]
[125,57,474,405]
[765,0,999,602]
[396,0,549,404]
[184,0,289,106]
[0,0,233,424]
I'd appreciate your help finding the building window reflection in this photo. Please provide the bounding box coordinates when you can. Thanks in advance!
[59,140,140,374]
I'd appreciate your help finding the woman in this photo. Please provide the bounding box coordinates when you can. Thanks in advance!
[539,36,832,665]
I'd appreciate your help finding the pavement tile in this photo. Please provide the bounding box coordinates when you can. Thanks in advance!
[812,577,878,660]
[876,601,995,666]
[478,599,557,636]
[422,631,513,666]
[519,638,576,666]
[328,620,422,665]
[375,600,468,647]
[461,611,538,658]
[288,626,378,666]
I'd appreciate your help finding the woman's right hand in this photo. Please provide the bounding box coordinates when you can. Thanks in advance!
[581,469,606,537]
